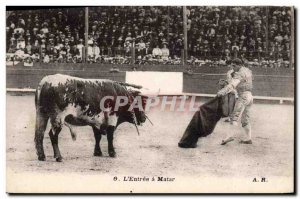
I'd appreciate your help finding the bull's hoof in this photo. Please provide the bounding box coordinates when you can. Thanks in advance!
[71,134,77,141]
[94,151,103,157]
[109,151,116,157]
[56,157,63,162]
[38,156,46,161]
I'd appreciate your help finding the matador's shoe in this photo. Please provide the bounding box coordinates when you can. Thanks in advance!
[239,140,252,144]
[224,118,232,122]
[220,137,234,145]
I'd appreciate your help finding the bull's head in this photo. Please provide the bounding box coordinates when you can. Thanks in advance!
[131,91,148,125]
[115,88,149,128]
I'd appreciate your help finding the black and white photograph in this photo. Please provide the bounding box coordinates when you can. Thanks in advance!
[5,5,295,194]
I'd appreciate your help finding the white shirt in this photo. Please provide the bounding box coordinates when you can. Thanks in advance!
[152,47,162,57]
[92,46,100,57]
[77,44,84,57]
[161,48,169,60]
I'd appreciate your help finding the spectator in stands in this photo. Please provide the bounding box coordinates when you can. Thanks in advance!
[46,39,55,57]
[115,43,124,58]
[93,42,101,61]
[143,42,152,58]
[43,54,50,63]
[41,22,49,34]
[69,42,78,59]
[40,39,47,57]
[23,54,34,66]
[152,44,162,59]
[24,39,32,55]
[124,39,132,57]
[231,43,239,59]
[31,52,40,62]
[17,35,26,49]
[137,39,146,50]
[8,34,17,52]
[76,39,84,59]
[161,43,170,61]
[87,41,94,63]
[14,25,24,39]
[125,33,133,42]
[31,39,40,55]
[64,44,72,60]
[174,38,183,58]
[14,47,25,61]
[136,39,146,59]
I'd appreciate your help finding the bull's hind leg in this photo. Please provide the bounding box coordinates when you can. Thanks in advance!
[49,118,63,162]
[107,126,116,157]
[92,126,102,156]
[35,111,49,161]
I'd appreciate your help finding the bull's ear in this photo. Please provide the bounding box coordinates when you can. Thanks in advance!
[140,94,149,99]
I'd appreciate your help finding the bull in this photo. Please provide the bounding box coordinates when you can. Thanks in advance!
[34,74,148,162]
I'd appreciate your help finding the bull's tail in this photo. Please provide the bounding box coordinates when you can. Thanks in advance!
[34,84,49,161]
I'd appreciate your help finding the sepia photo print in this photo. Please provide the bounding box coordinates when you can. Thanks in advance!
[5,6,295,194]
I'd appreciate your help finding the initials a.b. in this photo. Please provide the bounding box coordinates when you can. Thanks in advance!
[253,177,267,182]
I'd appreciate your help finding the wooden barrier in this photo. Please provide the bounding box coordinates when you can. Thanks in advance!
[8,62,294,75]
[6,68,126,89]
[183,73,294,98]
[6,64,294,98]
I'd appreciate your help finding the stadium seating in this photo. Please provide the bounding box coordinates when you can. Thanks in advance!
[6,6,292,68]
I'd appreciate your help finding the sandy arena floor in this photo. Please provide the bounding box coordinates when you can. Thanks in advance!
[6,94,294,193]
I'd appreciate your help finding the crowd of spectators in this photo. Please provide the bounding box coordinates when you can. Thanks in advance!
[186,6,292,68]
[6,6,292,68]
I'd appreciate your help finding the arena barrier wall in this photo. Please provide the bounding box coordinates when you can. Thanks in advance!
[6,67,126,89]
[183,72,294,98]
[6,64,294,102]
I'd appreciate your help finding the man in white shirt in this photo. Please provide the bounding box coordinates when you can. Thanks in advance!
[92,42,100,60]
[16,36,26,49]
[152,44,162,59]
[76,39,84,59]
[87,42,94,62]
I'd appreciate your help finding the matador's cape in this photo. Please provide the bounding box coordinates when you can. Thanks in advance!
[178,93,236,148]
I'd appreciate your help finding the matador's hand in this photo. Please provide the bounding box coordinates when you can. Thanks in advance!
[217,91,224,97]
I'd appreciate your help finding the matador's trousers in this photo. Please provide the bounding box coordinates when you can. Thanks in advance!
[231,91,253,127]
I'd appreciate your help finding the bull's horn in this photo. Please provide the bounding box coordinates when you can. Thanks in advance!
[117,82,143,89]
[134,122,140,136]
[132,115,140,136]
[145,115,154,126]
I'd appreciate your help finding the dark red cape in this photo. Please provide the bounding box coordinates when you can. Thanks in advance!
[178,93,236,148]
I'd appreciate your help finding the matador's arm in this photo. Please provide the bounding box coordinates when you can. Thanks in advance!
[217,78,240,97]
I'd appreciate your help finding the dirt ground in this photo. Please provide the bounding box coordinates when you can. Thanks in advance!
[6,94,294,192]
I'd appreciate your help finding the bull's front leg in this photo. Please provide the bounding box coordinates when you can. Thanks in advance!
[92,126,102,156]
[49,114,63,162]
[49,127,62,162]
[107,125,116,157]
